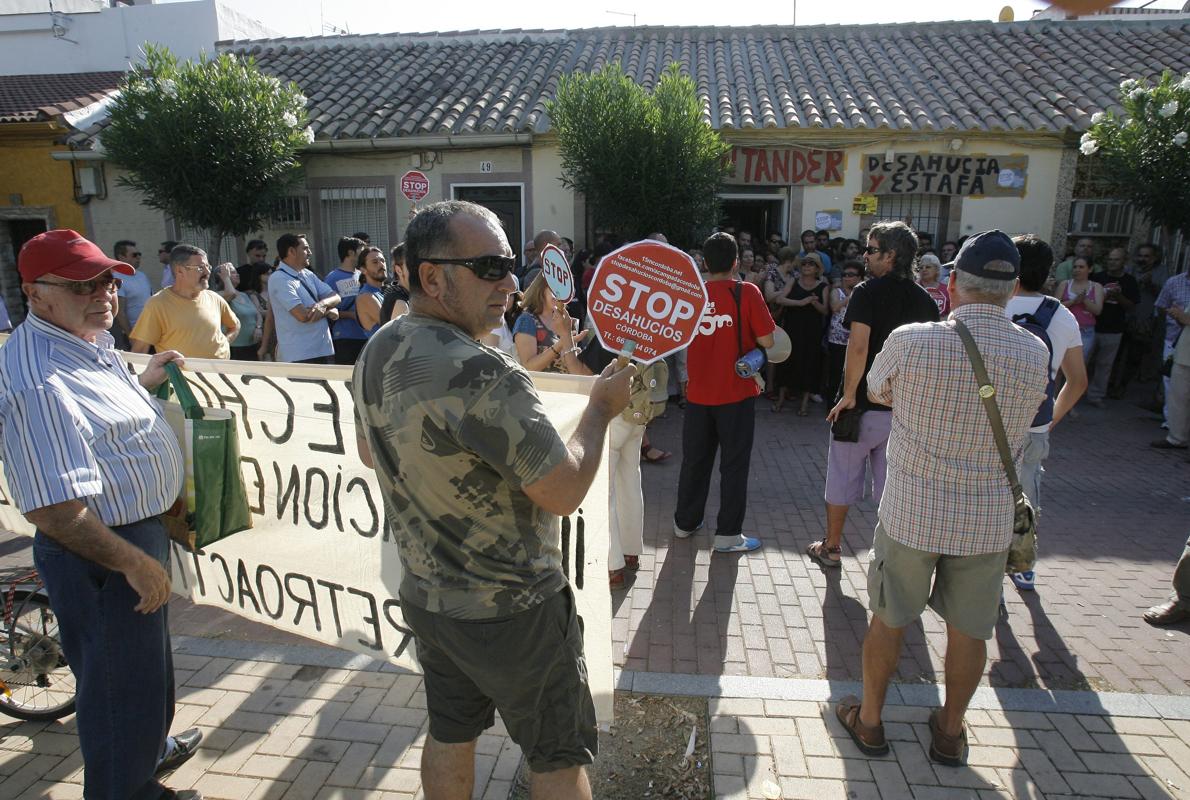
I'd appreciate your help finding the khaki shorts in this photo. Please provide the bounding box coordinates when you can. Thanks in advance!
[400,587,597,773]
[867,521,1007,640]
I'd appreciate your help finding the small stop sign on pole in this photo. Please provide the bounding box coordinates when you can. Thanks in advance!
[539,244,574,303]
[587,240,708,364]
[400,170,429,202]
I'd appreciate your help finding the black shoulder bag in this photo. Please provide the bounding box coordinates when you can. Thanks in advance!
[954,320,1038,574]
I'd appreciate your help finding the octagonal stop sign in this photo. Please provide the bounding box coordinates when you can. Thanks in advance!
[587,240,708,365]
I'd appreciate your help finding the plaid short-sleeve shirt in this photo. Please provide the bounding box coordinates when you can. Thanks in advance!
[867,304,1049,556]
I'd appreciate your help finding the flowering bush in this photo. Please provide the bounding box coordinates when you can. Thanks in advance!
[1081,70,1190,237]
[104,45,313,261]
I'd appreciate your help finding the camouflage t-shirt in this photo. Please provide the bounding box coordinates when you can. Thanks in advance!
[352,313,570,619]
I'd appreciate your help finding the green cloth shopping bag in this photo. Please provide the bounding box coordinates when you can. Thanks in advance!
[157,362,253,550]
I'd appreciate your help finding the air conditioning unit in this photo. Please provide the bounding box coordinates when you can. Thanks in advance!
[1069,200,1134,237]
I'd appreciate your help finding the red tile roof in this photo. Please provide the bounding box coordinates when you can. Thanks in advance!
[222,19,1190,141]
[0,71,124,124]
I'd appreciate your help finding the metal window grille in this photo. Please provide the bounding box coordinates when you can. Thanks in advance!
[319,187,389,267]
[873,195,947,243]
[271,195,310,226]
[1069,200,1135,237]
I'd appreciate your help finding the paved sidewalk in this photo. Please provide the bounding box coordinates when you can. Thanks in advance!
[2,387,1188,798]
[3,637,1189,799]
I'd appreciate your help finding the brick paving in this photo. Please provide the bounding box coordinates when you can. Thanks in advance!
[2,387,1189,798]
[625,391,1190,695]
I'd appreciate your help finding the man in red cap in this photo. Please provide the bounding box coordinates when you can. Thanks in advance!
[0,230,204,800]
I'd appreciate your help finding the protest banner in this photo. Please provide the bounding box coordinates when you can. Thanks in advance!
[862,152,1029,197]
[0,342,616,722]
[540,243,575,303]
[723,145,846,186]
[586,240,708,365]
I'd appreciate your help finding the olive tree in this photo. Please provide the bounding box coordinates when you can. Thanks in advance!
[103,44,313,263]
[548,62,728,247]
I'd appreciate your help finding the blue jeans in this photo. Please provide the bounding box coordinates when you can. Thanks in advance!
[34,517,175,800]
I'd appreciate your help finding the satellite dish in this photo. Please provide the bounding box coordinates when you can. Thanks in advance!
[998,5,1015,21]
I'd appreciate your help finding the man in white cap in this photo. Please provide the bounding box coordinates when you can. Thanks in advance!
[0,230,204,800]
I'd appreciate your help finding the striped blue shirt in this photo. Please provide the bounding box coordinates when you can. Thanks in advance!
[0,313,183,527]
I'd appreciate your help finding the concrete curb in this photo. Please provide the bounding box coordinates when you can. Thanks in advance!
[172,635,1190,721]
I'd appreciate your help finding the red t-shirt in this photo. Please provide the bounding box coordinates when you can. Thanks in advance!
[685,279,776,406]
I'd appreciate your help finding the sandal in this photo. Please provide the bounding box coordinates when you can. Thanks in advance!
[641,445,672,463]
[609,569,626,589]
[834,695,888,756]
[624,555,640,572]
[807,540,842,568]
[928,709,967,767]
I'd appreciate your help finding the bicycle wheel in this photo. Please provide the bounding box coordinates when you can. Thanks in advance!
[0,591,76,721]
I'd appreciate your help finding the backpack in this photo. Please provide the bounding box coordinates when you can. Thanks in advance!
[1011,296,1060,428]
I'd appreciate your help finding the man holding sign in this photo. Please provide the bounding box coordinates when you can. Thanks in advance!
[675,232,776,552]
[353,201,634,800]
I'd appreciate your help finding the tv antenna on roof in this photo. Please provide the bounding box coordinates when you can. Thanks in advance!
[606,9,637,26]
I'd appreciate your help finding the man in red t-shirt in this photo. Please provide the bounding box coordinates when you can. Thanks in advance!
[674,232,777,552]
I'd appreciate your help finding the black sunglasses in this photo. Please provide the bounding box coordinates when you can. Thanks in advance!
[427,255,516,281]
[33,275,122,295]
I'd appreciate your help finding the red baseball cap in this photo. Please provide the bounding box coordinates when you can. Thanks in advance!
[18,229,136,283]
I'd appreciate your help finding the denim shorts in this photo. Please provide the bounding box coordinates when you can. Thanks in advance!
[401,587,598,772]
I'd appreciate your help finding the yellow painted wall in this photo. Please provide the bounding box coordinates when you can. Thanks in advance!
[0,133,86,232]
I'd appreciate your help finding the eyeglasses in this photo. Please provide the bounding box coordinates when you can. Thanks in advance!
[863,246,883,255]
[178,263,212,273]
[426,255,517,281]
[33,276,121,295]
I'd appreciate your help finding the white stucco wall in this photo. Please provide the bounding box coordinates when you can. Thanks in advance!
[530,143,576,239]
[0,1,277,76]
[84,166,171,288]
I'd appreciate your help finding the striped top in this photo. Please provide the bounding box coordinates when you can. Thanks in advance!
[867,304,1049,557]
[0,313,183,527]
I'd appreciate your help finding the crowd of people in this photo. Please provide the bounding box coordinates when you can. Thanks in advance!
[1,209,1187,800]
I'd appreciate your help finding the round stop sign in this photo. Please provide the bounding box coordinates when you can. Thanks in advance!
[587,240,708,364]
[400,170,429,202]
[539,243,574,303]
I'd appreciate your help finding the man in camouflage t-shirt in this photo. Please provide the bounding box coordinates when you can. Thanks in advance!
[353,201,633,800]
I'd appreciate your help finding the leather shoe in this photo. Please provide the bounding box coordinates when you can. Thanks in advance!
[156,728,203,775]
[1143,600,1190,626]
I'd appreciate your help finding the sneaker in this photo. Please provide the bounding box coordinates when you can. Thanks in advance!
[1010,571,1035,591]
[673,519,702,539]
[810,394,824,403]
[713,535,762,553]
